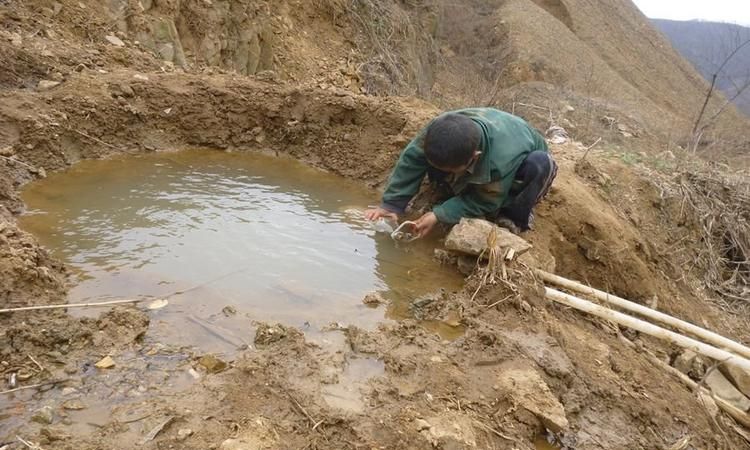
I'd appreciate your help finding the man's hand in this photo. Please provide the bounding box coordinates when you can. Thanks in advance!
[364,207,398,222]
[413,212,439,238]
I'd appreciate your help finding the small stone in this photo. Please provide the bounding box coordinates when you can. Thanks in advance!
[362,292,385,306]
[177,428,193,440]
[0,146,10,157]
[198,355,227,374]
[414,418,432,431]
[95,356,115,369]
[40,427,70,442]
[32,406,54,425]
[221,305,237,316]
[563,105,575,113]
[133,74,149,81]
[62,399,86,410]
[105,35,125,47]
[61,387,78,396]
[37,80,61,91]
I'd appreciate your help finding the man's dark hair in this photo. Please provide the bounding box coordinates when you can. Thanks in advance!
[423,113,480,168]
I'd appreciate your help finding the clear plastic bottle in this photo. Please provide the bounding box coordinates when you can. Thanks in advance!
[372,217,396,234]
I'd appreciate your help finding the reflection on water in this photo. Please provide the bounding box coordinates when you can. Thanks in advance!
[20,149,464,352]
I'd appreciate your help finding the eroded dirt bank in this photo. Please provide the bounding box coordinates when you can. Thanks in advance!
[0,72,749,449]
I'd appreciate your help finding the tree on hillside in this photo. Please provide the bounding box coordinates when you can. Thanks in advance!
[691,25,750,150]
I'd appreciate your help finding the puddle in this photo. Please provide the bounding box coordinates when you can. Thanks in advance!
[534,432,564,450]
[19,149,464,351]
[321,357,385,413]
[11,149,465,436]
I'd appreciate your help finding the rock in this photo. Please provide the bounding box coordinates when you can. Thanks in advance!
[445,218,532,257]
[117,84,135,98]
[705,369,750,411]
[37,80,61,91]
[414,418,432,431]
[105,35,125,47]
[563,105,575,113]
[40,427,70,442]
[720,363,750,399]
[32,406,54,425]
[673,349,706,380]
[177,428,193,440]
[362,292,385,306]
[495,362,569,432]
[0,146,14,157]
[61,387,78,396]
[456,255,476,275]
[62,399,86,410]
[198,355,228,374]
[221,305,237,316]
[133,74,149,81]
[95,356,116,369]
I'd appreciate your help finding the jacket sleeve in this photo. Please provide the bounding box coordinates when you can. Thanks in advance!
[432,177,508,224]
[530,125,549,152]
[381,137,428,214]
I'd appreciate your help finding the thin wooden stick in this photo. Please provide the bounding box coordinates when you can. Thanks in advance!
[544,287,750,372]
[69,128,117,149]
[28,354,44,372]
[0,154,38,171]
[538,270,750,360]
[0,298,144,314]
[1,379,68,395]
[580,137,602,161]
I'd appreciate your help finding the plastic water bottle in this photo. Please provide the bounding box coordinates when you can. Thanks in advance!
[372,218,396,234]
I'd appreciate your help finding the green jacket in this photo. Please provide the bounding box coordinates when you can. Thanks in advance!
[381,108,548,224]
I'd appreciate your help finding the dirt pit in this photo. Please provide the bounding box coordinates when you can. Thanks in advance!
[5,148,468,441]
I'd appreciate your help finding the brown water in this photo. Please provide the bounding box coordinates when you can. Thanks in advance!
[19,149,464,353]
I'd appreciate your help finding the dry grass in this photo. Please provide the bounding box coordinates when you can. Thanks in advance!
[676,169,750,304]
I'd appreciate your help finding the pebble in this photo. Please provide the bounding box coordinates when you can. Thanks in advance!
[37,80,61,91]
[32,406,54,425]
[105,35,125,47]
[61,387,78,396]
[95,356,116,369]
[62,399,86,411]
[414,418,431,431]
[198,355,227,374]
[177,428,193,440]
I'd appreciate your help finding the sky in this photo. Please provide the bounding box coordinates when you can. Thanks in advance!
[631,0,750,26]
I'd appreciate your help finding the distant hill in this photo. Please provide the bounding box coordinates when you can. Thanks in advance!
[653,19,750,116]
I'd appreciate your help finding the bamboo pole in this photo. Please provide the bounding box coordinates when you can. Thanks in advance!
[619,335,750,429]
[537,270,750,361]
[544,287,750,372]
[0,298,143,314]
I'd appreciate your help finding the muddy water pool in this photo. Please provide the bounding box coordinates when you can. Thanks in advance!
[19,149,465,351]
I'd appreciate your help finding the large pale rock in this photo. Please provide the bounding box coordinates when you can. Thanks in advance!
[721,363,750,399]
[705,369,750,411]
[445,218,532,257]
[496,362,569,432]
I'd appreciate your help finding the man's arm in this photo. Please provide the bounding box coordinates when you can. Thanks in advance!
[432,177,509,224]
[380,137,428,214]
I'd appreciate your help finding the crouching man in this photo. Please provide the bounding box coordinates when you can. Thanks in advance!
[365,108,557,236]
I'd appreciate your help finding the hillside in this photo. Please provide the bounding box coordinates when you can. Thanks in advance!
[654,18,750,117]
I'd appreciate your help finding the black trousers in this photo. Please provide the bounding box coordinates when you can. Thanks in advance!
[496,151,557,230]
[427,150,557,231]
